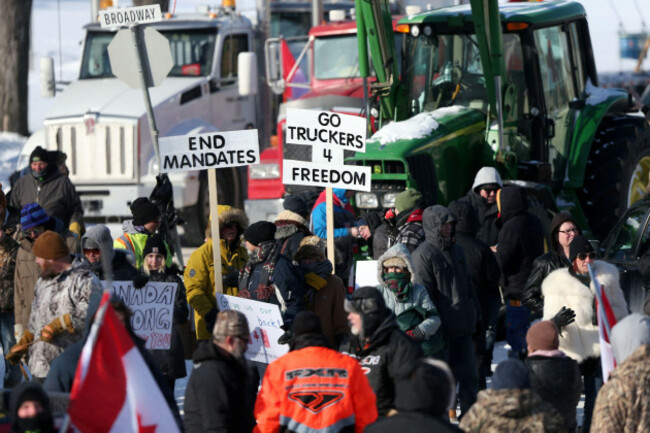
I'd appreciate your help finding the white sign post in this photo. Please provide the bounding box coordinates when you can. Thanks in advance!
[105,280,178,350]
[216,294,288,364]
[283,109,370,269]
[159,130,260,293]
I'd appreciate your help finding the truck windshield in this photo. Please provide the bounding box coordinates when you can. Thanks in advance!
[403,33,487,113]
[80,29,217,79]
[314,35,360,80]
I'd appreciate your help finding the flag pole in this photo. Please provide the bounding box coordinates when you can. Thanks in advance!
[587,263,612,338]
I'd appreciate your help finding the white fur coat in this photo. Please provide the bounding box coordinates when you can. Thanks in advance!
[541,260,629,363]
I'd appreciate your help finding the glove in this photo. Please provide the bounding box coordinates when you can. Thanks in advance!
[405,327,425,341]
[222,270,239,288]
[6,330,34,365]
[40,314,75,343]
[278,330,292,345]
[551,307,576,333]
[133,274,149,289]
[14,324,24,342]
[204,308,218,334]
[69,221,84,238]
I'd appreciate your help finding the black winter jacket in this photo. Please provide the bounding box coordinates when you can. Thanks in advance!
[526,355,582,432]
[365,412,463,433]
[184,343,256,433]
[340,314,421,416]
[146,270,189,380]
[521,252,570,312]
[89,250,147,286]
[457,191,500,246]
[495,186,545,300]
[412,206,477,338]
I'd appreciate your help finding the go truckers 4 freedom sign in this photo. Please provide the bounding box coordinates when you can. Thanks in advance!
[159,129,259,173]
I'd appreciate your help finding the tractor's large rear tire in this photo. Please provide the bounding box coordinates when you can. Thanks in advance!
[579,116,650,240]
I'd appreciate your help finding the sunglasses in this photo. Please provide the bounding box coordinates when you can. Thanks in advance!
[577,252,596,261]
[482,187,499,194]
[83,248,101,255]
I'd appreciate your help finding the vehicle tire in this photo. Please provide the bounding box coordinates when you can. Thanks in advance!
[579,115,650,240]
[183,169,240,246]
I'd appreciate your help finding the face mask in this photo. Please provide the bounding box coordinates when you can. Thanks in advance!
[31,169,47,181]
[383,271,411,301]
[16,411,51,432]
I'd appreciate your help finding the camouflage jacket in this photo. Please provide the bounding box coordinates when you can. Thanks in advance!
[591,344,650,433]
[27,257,102,379]
[0,228,19,312]
[459,388,566,433]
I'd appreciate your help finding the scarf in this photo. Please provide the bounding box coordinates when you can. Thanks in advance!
[238,240,278,300]
[383,272,411,302]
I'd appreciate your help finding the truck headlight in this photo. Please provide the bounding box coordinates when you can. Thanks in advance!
[250,163,280,179]
[355,192,378,209]
[382,192,400,208]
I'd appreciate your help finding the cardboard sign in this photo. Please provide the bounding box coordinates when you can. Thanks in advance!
[355,260,379,289]
[99,5,163,28]
[286,108,366,152]
[103,281,178,350]
[159,129,260,173]
[283,159,371,192]
[216,294,288,364]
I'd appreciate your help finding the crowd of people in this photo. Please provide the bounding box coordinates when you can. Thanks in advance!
[0,146,648,432]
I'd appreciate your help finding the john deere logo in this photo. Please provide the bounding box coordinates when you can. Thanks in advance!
[288,391,344,413]
[373,165,381,174]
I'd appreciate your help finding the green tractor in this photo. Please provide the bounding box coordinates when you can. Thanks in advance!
[352,0,650,240]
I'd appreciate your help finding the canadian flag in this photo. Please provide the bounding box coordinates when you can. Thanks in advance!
[597,285,618,383]
[280,39,308,101]
[66,292,180,432]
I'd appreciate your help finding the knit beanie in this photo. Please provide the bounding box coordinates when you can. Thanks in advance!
[491,359,530,390]
[394,188,424,213]
[283,195,309,219]
[569,235,594,263]
[292,311,323,337]
[243,221,276,246]
[395,359,456,415]
[33,231,69,260]
[20,203,50,230]
[526,320,559,351]
[30,146,49,164]
[275,210,308,229]
[131,198,161,226]
[142,234,168,258]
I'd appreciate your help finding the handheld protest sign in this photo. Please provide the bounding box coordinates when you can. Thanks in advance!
[159,129,260,293]
[286,108,366,152]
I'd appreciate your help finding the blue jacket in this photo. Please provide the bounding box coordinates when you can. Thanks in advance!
[310,188,355,238]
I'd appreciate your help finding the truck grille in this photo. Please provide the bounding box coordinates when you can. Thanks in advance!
[46,122,137,183]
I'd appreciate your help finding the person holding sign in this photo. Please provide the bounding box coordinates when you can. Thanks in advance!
[114,197,172,269]
[310,188,357,283]
[185,205,249,340]
[238,222,305,341]
[142,234,188,393]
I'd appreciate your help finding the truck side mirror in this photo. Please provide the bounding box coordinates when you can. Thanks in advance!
[237,52,258,96]
[40,57,56,98]
[264,40,285,95]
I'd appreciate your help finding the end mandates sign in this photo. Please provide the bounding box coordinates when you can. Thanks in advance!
[159,130,259,173]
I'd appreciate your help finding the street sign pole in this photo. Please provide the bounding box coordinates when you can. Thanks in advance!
[130,24,161,170]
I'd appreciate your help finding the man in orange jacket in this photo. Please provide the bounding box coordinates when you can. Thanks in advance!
[254,311,378,433]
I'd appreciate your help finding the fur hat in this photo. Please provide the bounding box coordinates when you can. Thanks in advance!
[243,221,276,246]
[218,206,249,231]
[395,188,424,213]
[294,244,326,262]
[130,197,160,226]
[33,230,69,260]
[20,203,50,230]
[143,234,168,258]
[382,257,408,269]
[569,235,594,263]
[526,320,559,351]
[275,210,308,229]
